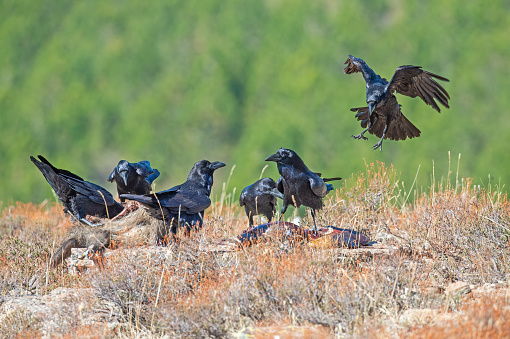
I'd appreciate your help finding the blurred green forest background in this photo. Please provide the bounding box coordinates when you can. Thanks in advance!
[1,0,509,204]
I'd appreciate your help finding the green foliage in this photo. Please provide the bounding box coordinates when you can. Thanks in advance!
[0,0,508,203]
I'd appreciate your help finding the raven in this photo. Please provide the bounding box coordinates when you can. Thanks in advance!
[239,178,284,226]
[265,148,341,232]
[343,55,450,151]
[108,160,160,202]
[121,160,226,241]
[30,155,124,226]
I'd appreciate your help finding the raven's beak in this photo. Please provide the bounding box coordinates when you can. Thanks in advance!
[368,101,376,117]
[270,188,284,199]
[265,153,281,162]
[210,161,226,170]
[119,171,128,186]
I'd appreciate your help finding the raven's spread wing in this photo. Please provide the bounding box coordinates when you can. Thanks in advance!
[61,174,118,206]
[387,66,450,112]
[351,96,421,141]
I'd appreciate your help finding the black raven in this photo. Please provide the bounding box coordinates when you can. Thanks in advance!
[239,178,284,226]
[265,148,341,232]
[121,160,226,241]
[343,55,450,151]
[108,160,160,202]
[30,155,124,226]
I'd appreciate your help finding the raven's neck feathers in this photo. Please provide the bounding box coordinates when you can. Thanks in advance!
[277,158,310,176]
[358,60,381,84]
[186,172,213,195]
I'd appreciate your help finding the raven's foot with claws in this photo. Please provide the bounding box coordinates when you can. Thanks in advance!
[351,133,368,141]
[372,140,383,152]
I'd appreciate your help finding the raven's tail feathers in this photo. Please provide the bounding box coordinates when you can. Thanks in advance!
[322,177,342,182]
[350,107,421,141]
[31,156,58,187]
[35,155,84,181]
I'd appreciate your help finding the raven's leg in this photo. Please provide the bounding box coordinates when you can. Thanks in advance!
[266,211,273,224]
[372,120,389,152]
[310,209,318,233]
[351,126,370,140]
[248,214,254,227]
[279,203,288,221]
[353,103,376,140]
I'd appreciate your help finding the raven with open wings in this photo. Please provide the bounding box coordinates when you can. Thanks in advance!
[343,55,450,151]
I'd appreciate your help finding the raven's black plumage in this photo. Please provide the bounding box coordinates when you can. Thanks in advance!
[30,155,124,225]
[343,55,450,151]
[265,148,341,232]
[121,160,225,240]
[108,160,160,202]
[239,178,284,226]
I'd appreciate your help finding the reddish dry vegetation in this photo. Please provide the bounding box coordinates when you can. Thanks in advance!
[0,162,509,338]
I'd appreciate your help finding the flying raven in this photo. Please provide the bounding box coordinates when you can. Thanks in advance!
[265,148,341,232]
[30,155,124,226]
[239,178,284,226]
[343,55,450,151]
[108,160,160,202]
[121,160,225,241]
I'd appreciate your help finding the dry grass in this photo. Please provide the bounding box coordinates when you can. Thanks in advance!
[0,161,509,338]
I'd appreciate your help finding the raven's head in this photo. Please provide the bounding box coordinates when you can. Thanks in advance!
[108,160,130,185]
[265,148,309,171]
[188,160,226,179]
[265,148,297,164]
[256,178,284,199]
[343,55,364,74]
[187,160,226,193]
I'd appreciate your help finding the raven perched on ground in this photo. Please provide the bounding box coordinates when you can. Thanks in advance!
[239,178,284,226]
[343,55,450,151]
[108,160,160,202]
[30,155,124,226]
[265,148,341,232]
[121,160,225,241]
